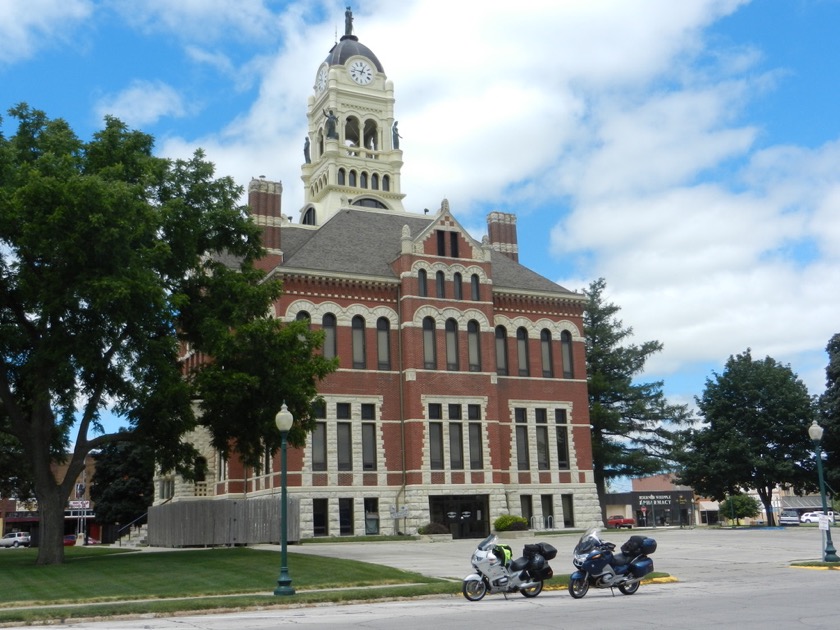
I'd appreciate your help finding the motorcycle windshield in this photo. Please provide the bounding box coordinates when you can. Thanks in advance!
[476,534,498,551]
[573,527,602,554]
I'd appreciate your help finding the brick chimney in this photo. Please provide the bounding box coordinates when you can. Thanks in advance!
[486,211,519,262]
[248,177,284,271]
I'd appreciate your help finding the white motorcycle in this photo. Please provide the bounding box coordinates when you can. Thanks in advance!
[462,534,556,601]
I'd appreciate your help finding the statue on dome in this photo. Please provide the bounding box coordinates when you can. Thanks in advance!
[324,110,338,139]
[345,7,354,37]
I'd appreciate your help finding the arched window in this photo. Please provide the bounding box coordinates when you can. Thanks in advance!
[194,456,207,483]
[436,271,445,298]
[445,319,459,371]
[540,329,554,377]
[322,313,337,359]
[423,317,437,369]
[352,315,366,369]
[296,311,311,329]
[344,115,361,148]
[453,273,463,300]
[337,168,346,185]
[468,320,481,372]
[349,170,357,187]
[495,326,508,376]
[517,327,530,376]
[363,118,378,152]
[418,269,428,297]
[302,208,316,225]
[561,330,574,378]
[377,317,391,370]
[471,274,480,300]
[371,173,379,190]
[383,175,390,191]
[360,171,368,188]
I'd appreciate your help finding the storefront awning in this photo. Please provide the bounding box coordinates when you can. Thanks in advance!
[781,496,824,510]
[698,501,718,511]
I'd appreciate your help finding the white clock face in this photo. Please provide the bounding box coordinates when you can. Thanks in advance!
[348,60,373,85]
[316,66,328,93]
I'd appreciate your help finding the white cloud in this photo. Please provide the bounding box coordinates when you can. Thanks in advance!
[108,0,282,43]
[95,80,187,128]
[0,0,92,65]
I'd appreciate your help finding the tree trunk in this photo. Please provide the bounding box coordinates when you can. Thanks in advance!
[757,487,775,527]
[35,485,66,565]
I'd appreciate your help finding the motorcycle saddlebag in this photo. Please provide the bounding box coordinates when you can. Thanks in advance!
[534,565,554,581]
[523,542,557,561]
[526,553,546,572]
[630,557,654,578]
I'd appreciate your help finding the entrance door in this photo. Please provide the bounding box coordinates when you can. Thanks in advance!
[429,495,489,539]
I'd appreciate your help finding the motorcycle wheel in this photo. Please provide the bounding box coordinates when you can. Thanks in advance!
[618,580,640,595]
[462,578,488,602]
[569,576,589,599]
[520,580,543,598]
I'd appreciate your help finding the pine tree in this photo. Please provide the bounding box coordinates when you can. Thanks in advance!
[584,278,691,514]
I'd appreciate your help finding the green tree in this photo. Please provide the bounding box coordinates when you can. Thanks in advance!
[718,493,760,526]
[0,432,34,502]
[90,438,155,527]
[818,334,840,490]
[674,350,816,526]
[0,105,336,565]
[584,278,692,515]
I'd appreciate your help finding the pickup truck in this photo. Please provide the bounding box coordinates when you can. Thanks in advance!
[606,515,635,529]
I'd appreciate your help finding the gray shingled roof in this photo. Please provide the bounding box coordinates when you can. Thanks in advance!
[279,209,576,298]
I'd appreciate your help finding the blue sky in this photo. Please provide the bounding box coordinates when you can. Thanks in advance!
[2,0,839,437]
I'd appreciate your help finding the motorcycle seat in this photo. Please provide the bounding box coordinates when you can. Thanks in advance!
[509,557,529,572]
[611,553,630,566]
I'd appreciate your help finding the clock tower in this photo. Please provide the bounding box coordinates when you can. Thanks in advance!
[299,8,406,226]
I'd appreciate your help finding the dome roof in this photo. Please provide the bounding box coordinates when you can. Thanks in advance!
[324,35,384,73]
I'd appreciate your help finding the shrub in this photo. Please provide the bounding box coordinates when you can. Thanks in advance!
[493,514,529,532]
[417,522,450,535]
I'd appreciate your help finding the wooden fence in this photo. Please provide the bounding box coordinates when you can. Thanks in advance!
[148,496,299,547]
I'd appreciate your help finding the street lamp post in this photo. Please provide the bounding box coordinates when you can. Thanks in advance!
[807,420,839,563]
[274,403,295,596]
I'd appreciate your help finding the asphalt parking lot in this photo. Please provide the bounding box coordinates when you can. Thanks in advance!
[283,524,833,582]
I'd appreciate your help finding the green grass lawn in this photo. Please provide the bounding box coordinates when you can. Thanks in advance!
[0,545,453,624]
[1,546,443,603]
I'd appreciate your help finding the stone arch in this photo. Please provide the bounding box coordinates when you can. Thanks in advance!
[283,300,397,328]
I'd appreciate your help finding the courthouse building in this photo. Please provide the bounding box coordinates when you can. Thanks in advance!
[153,10,601,540]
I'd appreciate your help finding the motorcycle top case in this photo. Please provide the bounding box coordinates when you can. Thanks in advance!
[630,557,654,578]
[523,542,557,561]
[621,536,657,556]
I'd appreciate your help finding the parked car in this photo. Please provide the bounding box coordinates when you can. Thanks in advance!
[0,531,31,548]
[778,510,800,526]
[606,515,636,529]
[800,511,837,523]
